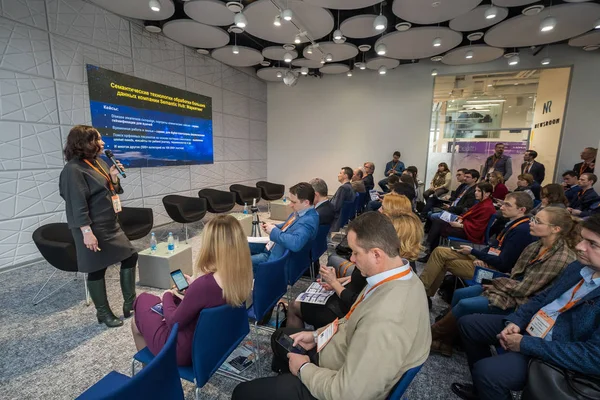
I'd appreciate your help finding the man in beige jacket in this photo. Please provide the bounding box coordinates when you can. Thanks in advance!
[232,212,431,400]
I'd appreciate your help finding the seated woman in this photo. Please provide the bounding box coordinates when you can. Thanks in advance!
[430,207,578,357]
[515,173,541,201]
[421,183,496,260]
[424,162,451,200]
[285,194,422,329]
[531,183,568,215]
[130,215,253,366]
[489,171,509,201]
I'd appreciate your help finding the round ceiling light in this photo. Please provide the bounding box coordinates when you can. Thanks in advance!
[376,43,387,56]
[196,48,209,54]
[144,22,161,33]
[355,62,366,70]
[465,50,474,59]
[522,5,544,16]
[234,12,247,28]
[273,15,281,26]
[260,60,270,66]
[583,44,600,51]
[431,69,438,76]
[508,54,520,66]
[276,71,283,78]
[431,55,443,62]
[347,70,353,77]
[294,34,301,44]
[232,45,240,54]
[282,44,296,51]
[467,32,484,41]
[541,57,551,65]
[433,37,442,47]
[333,29,343,40]
[306,46,313,54]
[325,53,333,62]
[228,25,244,34]
[226,2,243,13]
[540,16,557,32]
[595,19,600,29]
[374,14,387,31]
[378,65,387,75]
[281,9,293,21]
[485,6,498,20]
[283,52,293,62]
[396,22,412,31]
[300,67,308,75]
[149,0,161,12]
[358,44,371,52]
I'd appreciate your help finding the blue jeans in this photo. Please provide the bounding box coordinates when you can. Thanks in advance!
[249,243,270,274]
[451,286,512,320]
[429,211,443,221]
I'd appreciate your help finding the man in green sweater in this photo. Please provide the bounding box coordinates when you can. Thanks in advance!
[232,212,431,400]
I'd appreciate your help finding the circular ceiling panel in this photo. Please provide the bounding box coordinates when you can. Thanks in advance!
[569,30,600,47]
[375,27,463,60]
[449,5,509,32]
[392,0,482,24]
[441,44,504,65]
[292,58,323,68]
[184,0,234,26]
[340,14,378,39]
[211,46,263,67]
[262,46,299,61]
[256,67,287,82]
[365,57,400,70]
[243,0,334,44]
[302,0,382,9]
[90,0,175,20]
[484,3,600,48]
[303,42,359,62]
[493,0,538,6]
[564,0,593,2]
[319,63,350,74]
[163,19,230,48]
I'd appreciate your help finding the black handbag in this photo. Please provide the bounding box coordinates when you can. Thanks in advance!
[522,359,600,400]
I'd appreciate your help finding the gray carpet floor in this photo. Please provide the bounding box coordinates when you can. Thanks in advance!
[0,208,471,399]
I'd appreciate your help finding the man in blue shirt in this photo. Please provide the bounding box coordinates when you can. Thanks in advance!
[451,214,600,400]
[378,151,405,192]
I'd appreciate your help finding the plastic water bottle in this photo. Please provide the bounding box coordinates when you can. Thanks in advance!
[150,232,157,254]
[243,202,248,214]
[282,195,286,203]
[167,232,175,254]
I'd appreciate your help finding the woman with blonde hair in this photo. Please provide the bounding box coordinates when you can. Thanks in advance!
[379,192,413,216]
[489,171,509,201]
[131,215,253,366]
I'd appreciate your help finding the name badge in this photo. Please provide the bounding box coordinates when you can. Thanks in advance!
[487,167,495,174]
[317,318,339,352]
[111,194,122,213]
[265,241,275,251]
[526,310,555,338]
[488,248,501,256]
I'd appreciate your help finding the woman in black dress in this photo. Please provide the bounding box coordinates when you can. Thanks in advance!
[59,125,138,328]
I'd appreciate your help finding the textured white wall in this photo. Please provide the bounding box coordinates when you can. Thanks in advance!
[0,0,267,269]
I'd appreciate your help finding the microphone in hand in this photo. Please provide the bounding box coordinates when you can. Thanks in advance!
[104,149,126,178]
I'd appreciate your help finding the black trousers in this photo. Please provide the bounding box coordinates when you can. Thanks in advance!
[459,314,530,400]
[87,252,138,281]
[426,219,467,253]
[232,327,319,400]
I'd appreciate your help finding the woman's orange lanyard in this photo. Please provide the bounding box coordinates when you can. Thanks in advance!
[84,159,115,193]
[528,246,550,265]
[496,219,529,247]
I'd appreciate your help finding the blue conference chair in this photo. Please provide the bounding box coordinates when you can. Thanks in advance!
[77,324,183,400]
[335,199,357,232]
[447,214,497,246]
[247,250,290,374]
[132,305,250,400]
[310,224,332,280]
[386,364,424,400]
[354,192,367,217]
[286,239,314,288]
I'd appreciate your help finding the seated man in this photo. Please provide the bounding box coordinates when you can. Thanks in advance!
[421,168,470,217]
[309,178,335,226]
[568,173,599,218]
[366,179,412,212]
[561,170,580,204]
[232,212,431,400]
[378,150,405,192]
[451,214,600,400]
[330,166,356,232]
[250,182,319,273]
[419,192,535,303]
[351,168,366,193]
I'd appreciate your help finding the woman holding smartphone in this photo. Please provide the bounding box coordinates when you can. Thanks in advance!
[131,215,253,366]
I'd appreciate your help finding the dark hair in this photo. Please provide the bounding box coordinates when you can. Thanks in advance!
[392,182,416,201]
[309,178,328,197]
[505,192,534,213]
[466,169,480,180]
[348,212,400,258]
[388,175,400,185]
[406,166,418,177]
[457,168,469,174]
[289,182,315,205]
[393,151,401,158]
[582,173,598,185]
[526,150,538,159]
[518,173,534,185]
[495,143,504,148]
[341,167,353,181]
[477,182,493,195]
[438,162,450,172]
[64,125,101,161]
[582,214,600,237]
[562,170,577,178]
[354,169,364,179]
[541,183,568,206]
[400,174,415,187]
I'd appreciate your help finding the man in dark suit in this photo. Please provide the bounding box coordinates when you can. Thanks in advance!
[443,169,479,215]
[521,150,545,184]
[568,173,600,218]
[574,147,597,176]
[362,162,375,192]
[330,167,355,232]
[309,178,334,226]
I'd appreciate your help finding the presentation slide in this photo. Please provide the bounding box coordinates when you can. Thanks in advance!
[86,64,213,168]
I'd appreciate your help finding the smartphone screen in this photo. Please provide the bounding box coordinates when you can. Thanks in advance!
[275,332,307,355]
[170,269,189,292]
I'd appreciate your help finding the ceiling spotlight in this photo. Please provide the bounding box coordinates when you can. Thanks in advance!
[374,14,387,31]
[541,57,551,65]
[149,0,161,12]
[294,34,301,44]
[376,43,387,56]
[540,16,556,32]
[508,54,520,66]
[359,63,366,70]
[347,70,353,77]
[433,37,442,47]
[320,57,326,64]
[485,5,498,20]
[306,46,313,54]
[281,9,293,21]
[273,15,281,26]
[333,29,343,40]
[431,69,438,76]
[300,67,308,75]
[378,66,387,75]
[234,12,247,28]
[595,19,600,29]
[283,52,293,63]
[325,53,333,62]
[465,50,474,59]
[232,45,240,54]
[144,22,161,33]
[276,71,283,78]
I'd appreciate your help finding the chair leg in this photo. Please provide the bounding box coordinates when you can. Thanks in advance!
[196,386,200,400]
[184,223,188,244]
[84,273,90,306]
[32,269,77,306]
[131,359,137,376]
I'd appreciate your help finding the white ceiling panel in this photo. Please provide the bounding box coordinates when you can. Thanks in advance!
[375,27,463,60]
[441,45,505,65]
[257,67,287,81]
[392,0,482,24]
[569,30,600,47]
[90,0,175,20]
[320,63,350,74]
[184,0,235,26]
[262,47,299,61]
[163,19,230,49]
[340,14,379,39]
[292,58,324,68]
[303,42,359,62]
[449,5,509,32]
[302,0,383,10]
[212,46,264,67]
[365,57,400,70]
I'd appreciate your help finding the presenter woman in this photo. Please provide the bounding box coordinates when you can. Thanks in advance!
[59,125,137,328]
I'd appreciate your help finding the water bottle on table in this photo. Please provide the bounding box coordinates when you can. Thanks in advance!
[150,232,157,254]
[167,232,175,254]
[243,202,248,214]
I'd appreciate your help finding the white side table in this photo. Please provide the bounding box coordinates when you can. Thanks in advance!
[229,212,253,236]
[269,200,291,221]
[138,242,193,289]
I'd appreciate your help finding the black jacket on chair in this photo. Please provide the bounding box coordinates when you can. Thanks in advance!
[315,200,335,226]
[521,161,546,184]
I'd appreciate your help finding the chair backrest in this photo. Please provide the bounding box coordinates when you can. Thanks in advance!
[256,181,285,200]
[32,223,78,272]
[354,192,367,216]
[198,189,236,211]
[252,250,290,321]
[386,364,423,400]
[338,199,357,230]
[119,207,154,240]
[286,239,314,286]
[311,224,331,263]
[192,305,250,387]
[533,199,542,208]
[115,324,184,399]
[484,214,497,245]
[230,184,262,205]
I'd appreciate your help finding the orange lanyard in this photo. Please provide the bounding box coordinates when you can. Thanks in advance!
[580,163,588,177]
[344,268,411,320]
[579,188,590,199]
[83,159,115,193]
[497,218,529,247]
[528,246,550,265]
[281,215,297,231]
[558,279,585,313]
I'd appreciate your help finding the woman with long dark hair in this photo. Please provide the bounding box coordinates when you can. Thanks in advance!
[424,162,451,200]
[59,125,137,328]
